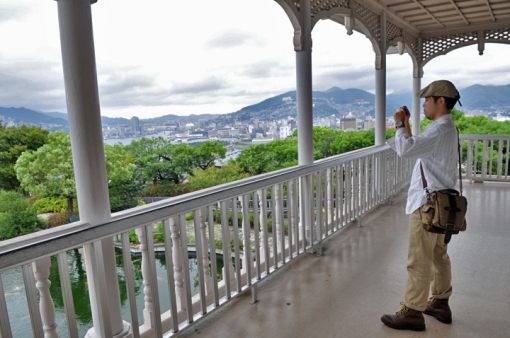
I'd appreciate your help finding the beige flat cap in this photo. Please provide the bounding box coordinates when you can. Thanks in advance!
[416,80,461,100]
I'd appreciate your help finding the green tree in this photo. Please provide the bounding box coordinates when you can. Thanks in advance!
[235,138,298,175]
[15,132,76,212]
[0,124,49,191]
[15,132,137,214]
[0,190,45,240]
[104,143,140,212]
[126,137,226,184]
[126,137,182,184]
[187,161,249,189]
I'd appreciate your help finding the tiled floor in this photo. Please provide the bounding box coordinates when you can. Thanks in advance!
[177,181,510,338]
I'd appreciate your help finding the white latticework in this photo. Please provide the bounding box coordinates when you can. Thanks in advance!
[403,31,419,58]
[354,1,380,42]
[422,32,478,62]
[486,28,510,41]
[310,0,349,17]
[386,21,402,44]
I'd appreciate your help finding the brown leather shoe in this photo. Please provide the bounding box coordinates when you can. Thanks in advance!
[381,303,426,331]
[424,297,452,324]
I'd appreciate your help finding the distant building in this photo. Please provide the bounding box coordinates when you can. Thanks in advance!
[280,125,292,139]
[341,117,356,130]
[131,116,140,135]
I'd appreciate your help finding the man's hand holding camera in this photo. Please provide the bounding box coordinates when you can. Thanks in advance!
[394,105,412,136]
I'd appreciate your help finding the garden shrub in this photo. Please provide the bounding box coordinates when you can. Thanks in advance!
[47,212,75,227]
[31,197,77,213]
[0,191,46,240]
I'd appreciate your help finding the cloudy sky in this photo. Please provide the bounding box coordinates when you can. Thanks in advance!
[1,0,509,119]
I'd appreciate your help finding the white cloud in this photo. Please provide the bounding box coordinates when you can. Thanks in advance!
[0,0,508,119]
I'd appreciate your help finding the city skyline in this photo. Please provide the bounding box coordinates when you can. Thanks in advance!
[1,0,509,119]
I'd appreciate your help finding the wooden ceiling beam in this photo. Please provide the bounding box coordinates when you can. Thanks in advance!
[485,0,496,21]
[448,0,470,25]
[411,0,445,28]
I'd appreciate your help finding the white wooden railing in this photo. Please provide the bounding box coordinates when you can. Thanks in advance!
[0,145,413,338]
[460,135,510,182]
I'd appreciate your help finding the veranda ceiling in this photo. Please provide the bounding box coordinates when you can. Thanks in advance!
[281,1,509,71]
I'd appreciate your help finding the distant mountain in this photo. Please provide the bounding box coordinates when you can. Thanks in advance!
[42,112,68,120]
[387,92,413,110]
[2,84,507,130]
[233,87,400,120]
[387,84,510,112]
[460,84,510,109]
[0,107,68,126]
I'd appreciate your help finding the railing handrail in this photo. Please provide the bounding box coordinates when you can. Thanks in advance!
[0,144,390,272]
[459,134,510,140]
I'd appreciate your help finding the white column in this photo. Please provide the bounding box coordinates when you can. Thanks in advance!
[295,0,314,246]
[412,37,423,136]
[412,76,421,135]
[56,1,131,337]
[296,27,313,164]
[375,10,387,146]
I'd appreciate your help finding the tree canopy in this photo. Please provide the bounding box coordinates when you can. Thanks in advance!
[125,137,226,184]
[15,132,137,213]
[0,124,49,190]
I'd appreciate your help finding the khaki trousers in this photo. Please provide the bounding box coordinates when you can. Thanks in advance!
[405,209,452,311]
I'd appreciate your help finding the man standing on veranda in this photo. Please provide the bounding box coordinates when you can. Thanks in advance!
[381,80,461,331]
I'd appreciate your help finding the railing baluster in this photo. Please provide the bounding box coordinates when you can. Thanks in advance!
[482,139,488,179]
[337,164,343,228]
[270,187,278,268]
[474,139,479,180]
[220,200,233,299]
[22,262,44,338]
[0,273,13,338]
[346,162,352,222]
[467,139,474,181]
[241,194,253,285]
[32,257,58,338]
[199,207,213,295]
[287,180,295,258]
[489,140,494,178]
[163,218,179,333]
[206,206,220,306]
[169,216,185,312]
[232,198,242,292]
[315,171,323,246]
[57,251,79,338]
[135,226,156,329]
[133,225,161,335]
[326,167,333,235]
[121,232,140,338]
[258,189,270,275]
[193,209,207,315]
[276,183,285,263]
[145,224,163,336]
[179,214,194,323]
[505,140,509,179]
[252,192,261,279]
[497,139,503,179]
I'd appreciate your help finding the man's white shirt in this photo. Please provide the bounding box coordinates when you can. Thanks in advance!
[387,114,459,214]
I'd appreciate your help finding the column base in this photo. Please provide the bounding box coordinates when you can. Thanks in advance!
[85,321,132,338]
